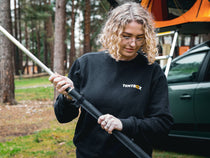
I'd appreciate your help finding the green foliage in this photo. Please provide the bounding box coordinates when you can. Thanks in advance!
[21,0,53,21]
[90,1,111,51]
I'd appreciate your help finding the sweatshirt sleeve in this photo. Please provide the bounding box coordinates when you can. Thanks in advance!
[54,59,81,123]
[120,65,173,142]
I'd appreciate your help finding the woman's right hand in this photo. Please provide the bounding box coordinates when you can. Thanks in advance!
[49,73,74,99]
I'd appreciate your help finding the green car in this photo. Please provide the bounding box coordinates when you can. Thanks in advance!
[167,40,210,140]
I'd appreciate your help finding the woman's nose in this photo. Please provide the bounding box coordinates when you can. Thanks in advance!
[129,39,136,47]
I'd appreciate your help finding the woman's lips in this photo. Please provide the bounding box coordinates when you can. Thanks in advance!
[125,48,135,52]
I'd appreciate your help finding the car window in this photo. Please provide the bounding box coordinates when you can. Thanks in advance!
[168,52,206,83]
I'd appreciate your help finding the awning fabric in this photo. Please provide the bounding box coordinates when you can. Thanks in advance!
[141,0,210,34]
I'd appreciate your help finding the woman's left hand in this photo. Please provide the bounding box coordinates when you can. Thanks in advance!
[98,114,123,134]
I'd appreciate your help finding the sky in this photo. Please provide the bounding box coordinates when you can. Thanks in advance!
[10,0,15,10]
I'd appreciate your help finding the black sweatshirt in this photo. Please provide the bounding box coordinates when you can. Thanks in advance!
[54,51,173,158]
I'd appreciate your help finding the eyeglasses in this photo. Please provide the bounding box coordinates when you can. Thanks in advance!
[121,35,145,44]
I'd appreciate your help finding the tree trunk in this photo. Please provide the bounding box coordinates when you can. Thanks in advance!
[69,0,76,68]
[54,0,67,99]
[83,0,91,54]
[0,0,16,105]
[36,22,41,73]
[24,21,29,75]
[14,0,20,75]
[18,0,23,75]
[44,0,54,71]
[31,21,35,74]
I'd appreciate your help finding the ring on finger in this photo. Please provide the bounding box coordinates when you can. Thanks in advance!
[105,124,110,128]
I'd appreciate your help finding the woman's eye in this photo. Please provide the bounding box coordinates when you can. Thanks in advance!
[136,36,144,41]
[122,36,130,40]
[136,37,143,41]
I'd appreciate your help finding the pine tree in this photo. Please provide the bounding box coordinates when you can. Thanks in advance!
[0,0,16,104]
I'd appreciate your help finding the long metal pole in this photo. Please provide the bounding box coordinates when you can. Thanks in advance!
[0,25,150,158]
[0,25,54,76]
[164,31,178,77]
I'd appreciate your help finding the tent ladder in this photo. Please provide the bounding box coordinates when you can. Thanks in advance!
[155,30,179,77]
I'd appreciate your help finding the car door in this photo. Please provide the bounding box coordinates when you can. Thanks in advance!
[194,52,210,139]
[167,51,207,137]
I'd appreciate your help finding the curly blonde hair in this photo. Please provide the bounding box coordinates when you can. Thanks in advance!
[98,2,157,64]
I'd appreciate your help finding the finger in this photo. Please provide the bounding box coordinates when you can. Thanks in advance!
[105,118,114,129]
[105,118,114,131]
[53,77,62,83]
[98,114,113,127]
[64,76,70,81]
[101,114,111,123]
[98,115,105,124]
[107,124,115,134]
[56,80,65,87]
[59,84,71,93]
[49,74,58,82]
[101,120,107,127]
[49,75,54,82]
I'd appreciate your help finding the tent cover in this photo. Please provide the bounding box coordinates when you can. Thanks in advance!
[141,0,210,34]
[108,0,210,34]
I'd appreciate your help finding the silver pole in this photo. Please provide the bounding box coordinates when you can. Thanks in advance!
[0,25,54,76]
[164,31,178,77]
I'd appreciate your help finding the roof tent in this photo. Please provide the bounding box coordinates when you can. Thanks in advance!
[141,0,210,34]
[108,0,210,34]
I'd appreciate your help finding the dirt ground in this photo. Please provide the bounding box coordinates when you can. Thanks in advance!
[0,100,55,142]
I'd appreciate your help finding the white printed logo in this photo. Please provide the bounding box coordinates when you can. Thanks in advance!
[122,84,142,91]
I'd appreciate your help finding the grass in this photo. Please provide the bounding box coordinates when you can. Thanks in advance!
[0,119,77,158]
[0,76,207,158]
[15,76,54,101]
[153,150,206,158]
[15,87,54,101]
[15,76,51,89]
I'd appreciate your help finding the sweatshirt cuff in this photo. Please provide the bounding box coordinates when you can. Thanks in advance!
[60,94,72,103]
[57,94,76,107]
[120,118,134,135]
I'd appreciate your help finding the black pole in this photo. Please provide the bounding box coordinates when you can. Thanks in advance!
[68,88,150,158]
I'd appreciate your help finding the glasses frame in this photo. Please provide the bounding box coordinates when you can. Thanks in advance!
[121,34,145,44]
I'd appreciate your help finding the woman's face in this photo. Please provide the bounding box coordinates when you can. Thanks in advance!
[119,21,144,61]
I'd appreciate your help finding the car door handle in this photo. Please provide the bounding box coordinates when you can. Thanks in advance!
[180,94,192,100]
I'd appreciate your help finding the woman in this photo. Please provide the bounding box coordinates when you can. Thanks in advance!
[49,2,173,158]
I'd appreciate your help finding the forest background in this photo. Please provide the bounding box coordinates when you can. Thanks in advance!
[0,0,209,104]
[0,1,210,157]
[0,0,111,104]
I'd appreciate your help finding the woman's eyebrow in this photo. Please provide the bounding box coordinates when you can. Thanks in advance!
[122,32,144,36]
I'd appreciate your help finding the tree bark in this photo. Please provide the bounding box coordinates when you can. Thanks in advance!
[44,0,54,71]
[24,21,29,75]
[18,0,23,74]
[14,0,20,75]
[83,0,91,54]
[69,0,76,68]
[54,0,67,99]
[0,0,16,104]
[36,22,41,73]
